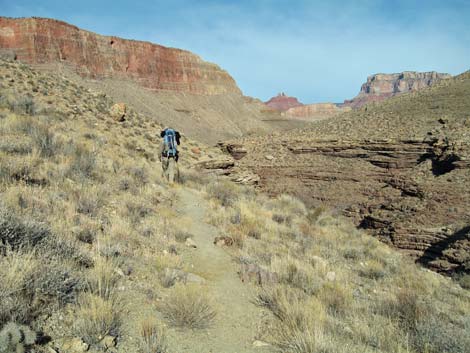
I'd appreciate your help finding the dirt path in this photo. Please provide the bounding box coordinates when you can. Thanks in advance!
[165,187,273,353]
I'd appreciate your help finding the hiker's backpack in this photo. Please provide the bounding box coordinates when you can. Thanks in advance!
[163,129,178,157]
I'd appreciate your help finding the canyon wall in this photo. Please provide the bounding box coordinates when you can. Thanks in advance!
[0,17,241,95]
[285,103,351,120]
[343,71,451,108]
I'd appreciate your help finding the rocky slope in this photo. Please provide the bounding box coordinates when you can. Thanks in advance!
[343,71,451,108]
[0,17,277,143]
[264,92,303,111]
[221,72,470,274]
[285,103,351,120]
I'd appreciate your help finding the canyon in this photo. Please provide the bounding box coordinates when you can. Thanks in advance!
[223,72,470,274]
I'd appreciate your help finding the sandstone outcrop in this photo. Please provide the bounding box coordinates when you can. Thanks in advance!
[0,17,240,95]
[109,102,126,122]
[222,72,470,274]
[264,92,303,111]
[343,71,451,108]
[285,103,351,120]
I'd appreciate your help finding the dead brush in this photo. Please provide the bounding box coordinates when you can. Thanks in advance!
[257,285,327,352]
[138,317,168,353]
[73,293,122,346]
[86,256,120,300]
[159,284,216,329]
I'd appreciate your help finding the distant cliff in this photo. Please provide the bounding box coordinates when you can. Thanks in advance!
[343,71,451,108]
[264,92,303,111]
[0,17,241,95]
[286,103,351,120]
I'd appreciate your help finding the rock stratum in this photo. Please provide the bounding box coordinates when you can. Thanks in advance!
[0,17,240,95]
[285,103,351,120]
[222,72,470,274]
[343,71,451,109]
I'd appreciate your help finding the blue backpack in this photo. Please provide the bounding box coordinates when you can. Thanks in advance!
[163,129,178,157]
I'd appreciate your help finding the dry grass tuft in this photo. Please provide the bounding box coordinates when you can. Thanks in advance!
[159,284,216,329]
[138,317,168,353]
[73,293,122,345]
[86,256,120,300]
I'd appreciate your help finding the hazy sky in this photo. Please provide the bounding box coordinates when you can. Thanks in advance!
[2,0,469,103]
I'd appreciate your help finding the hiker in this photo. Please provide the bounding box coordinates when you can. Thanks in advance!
[159,127,181,183]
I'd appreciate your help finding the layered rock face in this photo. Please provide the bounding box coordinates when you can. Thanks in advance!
[343,71,451,108]
[286,103,351,120]
[264,93,303,111]
[222,72,470,274]
[0,17,241,95]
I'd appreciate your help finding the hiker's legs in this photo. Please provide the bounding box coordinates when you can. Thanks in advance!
[175,161,180,183]
[168,158,175,184]
[161,158,169,181]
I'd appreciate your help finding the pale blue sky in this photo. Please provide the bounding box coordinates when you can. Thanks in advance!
[2,0,469,103]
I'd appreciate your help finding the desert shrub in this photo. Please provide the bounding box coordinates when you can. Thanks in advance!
[307,206,327,224]
[317,282,353,315]
[159,284,216,329]
[66,144,96,180]
[0,140,33,154]
[0,156,37,184]
[30,123,60,158]
[12,95,36,115]
[206,181,239,207]
[129,166,148,187]
[126,201,153,224]
[0,251,81,327]
[75,187,105,217]
[412,315,470,353]
[76,227,95,244]
[267,194,307,217]
[174,231,192,243]
[457,273,470,289]
[73,293,122,346]
[257,285,327,352]
[0,208,49,253]
[0,250,38,326]
[138,317,168,353]
[272,213,292,226]
[270,256,321,295]
[359,259,387,280]
[118,177,133,191]
[377,287,431,332]
[86,257,119,300]
[44,235,93,268]
[32,261,82,307]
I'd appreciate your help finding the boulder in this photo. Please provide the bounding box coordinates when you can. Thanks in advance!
[109,103,126,122]
[213,236,234,247]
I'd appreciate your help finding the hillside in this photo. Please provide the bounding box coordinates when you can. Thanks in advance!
[223,71,470,274]
[0,16,287,143]
[1,59,470,353]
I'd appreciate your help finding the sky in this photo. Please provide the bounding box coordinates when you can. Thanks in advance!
[2,0,470,103]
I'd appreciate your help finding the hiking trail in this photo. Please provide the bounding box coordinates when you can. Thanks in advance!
[165,187,272,353]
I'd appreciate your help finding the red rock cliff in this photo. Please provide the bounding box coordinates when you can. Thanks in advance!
[343,71,451,108]
[265,92,303,111]
[0,17,241,95]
